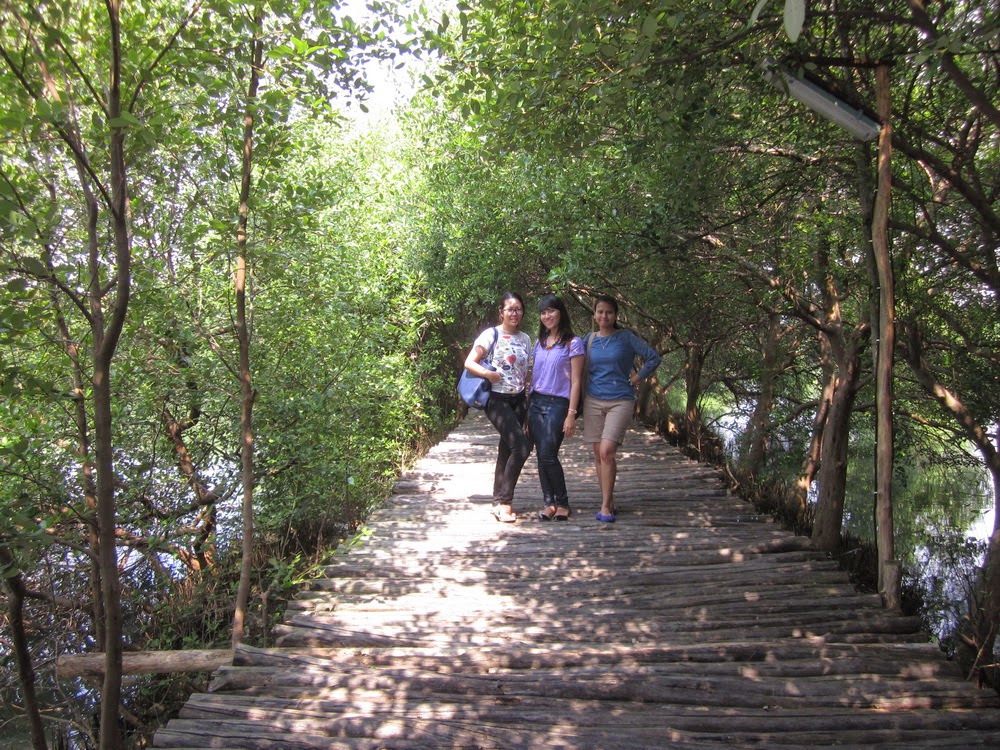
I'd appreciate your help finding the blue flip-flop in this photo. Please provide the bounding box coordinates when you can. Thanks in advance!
[595,512,616,523]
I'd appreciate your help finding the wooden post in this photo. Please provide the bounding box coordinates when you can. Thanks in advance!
[873,62,900,611]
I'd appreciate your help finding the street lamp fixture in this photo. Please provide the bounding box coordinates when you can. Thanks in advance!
[761,60,881,141]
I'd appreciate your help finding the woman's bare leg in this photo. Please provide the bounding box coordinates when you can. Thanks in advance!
[593,439,618,516]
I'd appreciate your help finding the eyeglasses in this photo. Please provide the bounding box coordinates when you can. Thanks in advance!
[503,307,523,314]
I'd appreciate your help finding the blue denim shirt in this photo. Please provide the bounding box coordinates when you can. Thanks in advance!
[584,330,661,401]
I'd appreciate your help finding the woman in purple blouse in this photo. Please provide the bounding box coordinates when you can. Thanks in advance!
[527,295,584,521]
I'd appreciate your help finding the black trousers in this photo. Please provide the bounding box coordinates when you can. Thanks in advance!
[485,391,531,505]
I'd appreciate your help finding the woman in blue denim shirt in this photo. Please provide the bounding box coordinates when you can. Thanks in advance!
[527,295,584,521]
[583,295,661,523]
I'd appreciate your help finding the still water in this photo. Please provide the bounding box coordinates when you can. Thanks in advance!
[715,414,994,648]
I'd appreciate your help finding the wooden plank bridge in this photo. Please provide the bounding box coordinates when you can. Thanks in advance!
[153,414,1000,748]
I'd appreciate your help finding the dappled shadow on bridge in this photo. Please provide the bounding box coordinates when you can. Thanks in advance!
[153,413,1000,748]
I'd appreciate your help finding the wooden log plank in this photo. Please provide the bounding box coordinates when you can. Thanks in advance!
[275,600,922,633]
[217,678,991,713]
[317,544,824,568]
[230,641,961,672]
[270,623,932,651]
[302,560,852,588]
[56,649,232,678]
[176,692,1000,750]
[175,692,1000,739]
[203,661,991,709]
[211,655,970,696]
[286,586,880,616]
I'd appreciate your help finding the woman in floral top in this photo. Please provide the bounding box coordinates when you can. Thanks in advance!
[464,292,533,522]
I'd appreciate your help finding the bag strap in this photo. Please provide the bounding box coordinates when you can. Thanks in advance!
[581,332,595,397]
[484,326,499,367]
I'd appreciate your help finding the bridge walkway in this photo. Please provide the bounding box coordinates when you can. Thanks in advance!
[153,414,1000,748]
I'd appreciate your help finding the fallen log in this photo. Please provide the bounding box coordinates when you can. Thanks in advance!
[55,649,232,679]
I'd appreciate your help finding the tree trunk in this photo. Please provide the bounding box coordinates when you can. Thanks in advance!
[742,313,783,476]
[162,407,219,571]
[96,4,131,747]
[948,427,997,686]
[0,549,48,750]
[810,340,864,551]
[232,11,264,648]
[47,235,106,647]
[871,64,898,609]
[683,344,704,454]
[792,340,834,517]
[976,501,1000,684]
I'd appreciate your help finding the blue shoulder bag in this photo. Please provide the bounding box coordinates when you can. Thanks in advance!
[457,327,499,409]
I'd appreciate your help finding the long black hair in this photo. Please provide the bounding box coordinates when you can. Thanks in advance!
[536,294,575,345]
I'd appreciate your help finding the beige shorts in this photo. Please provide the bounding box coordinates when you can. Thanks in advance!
[582,398,634,445]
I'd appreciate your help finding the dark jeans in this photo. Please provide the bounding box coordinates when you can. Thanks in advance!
[485,391,531,505]
[527,392,570,509]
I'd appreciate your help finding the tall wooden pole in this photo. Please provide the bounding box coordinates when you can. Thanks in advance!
[232,8,264,647]
[873,63,900,610]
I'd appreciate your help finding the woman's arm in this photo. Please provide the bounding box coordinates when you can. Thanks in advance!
[465,334,502,383]
[629,331,662,384]
[564,353,584,436]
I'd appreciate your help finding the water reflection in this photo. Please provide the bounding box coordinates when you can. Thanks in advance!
[713,414,993,652]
